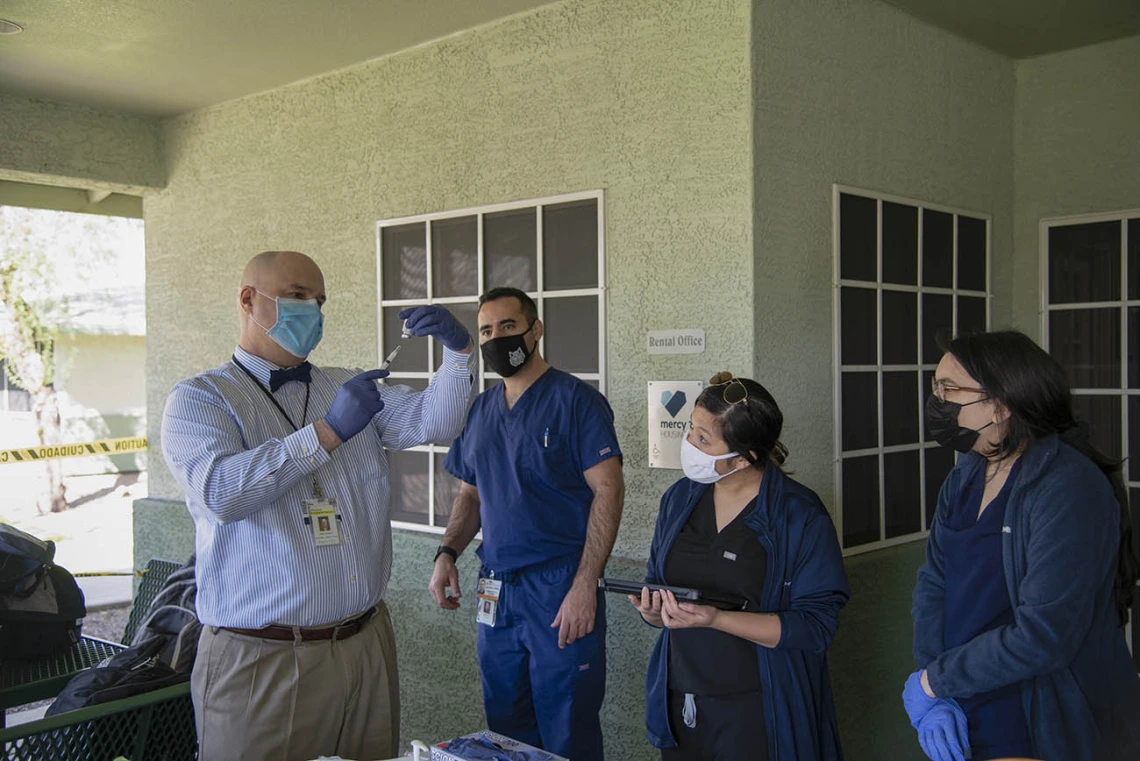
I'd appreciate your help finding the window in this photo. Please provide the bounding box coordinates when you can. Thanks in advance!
[833,185,991,553]
[1041,210,1140,661]
[377,191,606,531]
[0,358,33,413]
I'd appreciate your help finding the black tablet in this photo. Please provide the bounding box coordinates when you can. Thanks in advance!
[598,577,748,611]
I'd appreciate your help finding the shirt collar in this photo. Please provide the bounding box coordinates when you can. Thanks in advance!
[233,346,283,386]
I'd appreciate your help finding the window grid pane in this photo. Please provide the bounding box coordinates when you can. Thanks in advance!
[1044,214,1136,561]
[381,222,427,301]
[836,188,990,550]
[379,193,605,530]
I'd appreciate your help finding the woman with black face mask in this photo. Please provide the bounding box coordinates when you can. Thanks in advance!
[905,330,1140,761]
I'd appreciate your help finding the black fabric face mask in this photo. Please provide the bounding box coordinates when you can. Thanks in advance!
[480,323,535,378]
[924,395,993,453]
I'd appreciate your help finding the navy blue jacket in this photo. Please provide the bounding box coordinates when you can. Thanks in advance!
[644,466,850,760]
[913,436,1140,761]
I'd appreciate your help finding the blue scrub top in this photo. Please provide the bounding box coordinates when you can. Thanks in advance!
[444,368,622,572]
[942,459,1033,760]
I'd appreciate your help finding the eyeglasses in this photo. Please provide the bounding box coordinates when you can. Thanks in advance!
[716,378,750,407]
[930,377,987,403]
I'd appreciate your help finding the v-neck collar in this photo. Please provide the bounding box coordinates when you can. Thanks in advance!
[497,366,554,415]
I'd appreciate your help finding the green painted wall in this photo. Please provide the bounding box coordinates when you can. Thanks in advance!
[751,0,1015,508]
[750,2,1014,758]
[142,1,752,758]
[119,0,1137,757]
[144,0,755,562]
[0,91,164,193]
[1011,35,1140,336]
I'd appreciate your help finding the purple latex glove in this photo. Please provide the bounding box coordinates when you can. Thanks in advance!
[398,305,470,352]
[323,369,389,442]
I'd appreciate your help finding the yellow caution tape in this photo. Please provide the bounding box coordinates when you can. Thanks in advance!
[0,436,147,464]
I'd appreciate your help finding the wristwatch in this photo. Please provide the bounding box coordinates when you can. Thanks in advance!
[434,545,459,564]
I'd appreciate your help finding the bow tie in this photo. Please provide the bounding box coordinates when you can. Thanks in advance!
[269,362,312,392]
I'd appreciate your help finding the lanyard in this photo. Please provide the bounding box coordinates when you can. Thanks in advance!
[232,356,325,499]
[231,356,310,432]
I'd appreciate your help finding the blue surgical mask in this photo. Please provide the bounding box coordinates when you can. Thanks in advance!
[253,290,324,358]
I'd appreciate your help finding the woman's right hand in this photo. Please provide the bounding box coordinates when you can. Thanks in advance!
[628,586,665,627]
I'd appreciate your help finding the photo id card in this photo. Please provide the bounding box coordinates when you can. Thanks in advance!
[304,497,341,547]
[476,577,502,627]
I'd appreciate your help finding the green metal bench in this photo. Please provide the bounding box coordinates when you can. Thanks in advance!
[0,558,185,731]
[0,683,194,761]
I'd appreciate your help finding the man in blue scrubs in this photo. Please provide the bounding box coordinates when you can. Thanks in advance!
[429,287,624,761]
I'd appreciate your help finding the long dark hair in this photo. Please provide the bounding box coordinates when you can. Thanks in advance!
[942,330,1138,626]
[695,372,788,470]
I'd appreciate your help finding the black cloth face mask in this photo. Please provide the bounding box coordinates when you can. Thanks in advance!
[480,322,536,378]
[924,395,993,453]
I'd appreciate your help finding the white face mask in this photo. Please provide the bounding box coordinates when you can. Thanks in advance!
[680,437,742,484]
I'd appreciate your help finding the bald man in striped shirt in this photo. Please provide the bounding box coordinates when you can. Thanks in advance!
[162,251,474,761]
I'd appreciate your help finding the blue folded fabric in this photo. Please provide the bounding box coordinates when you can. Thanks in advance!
[441,734,556,761]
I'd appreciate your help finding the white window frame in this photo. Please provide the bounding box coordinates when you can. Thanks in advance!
[376,189,607,534]
[832,184,992,556]
[1039,208,1140,657]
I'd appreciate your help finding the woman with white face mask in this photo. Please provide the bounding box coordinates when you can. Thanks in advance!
[631,372,849,761]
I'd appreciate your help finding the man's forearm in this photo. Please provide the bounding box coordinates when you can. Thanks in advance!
[574,479,624,585]
[441,489,482,555]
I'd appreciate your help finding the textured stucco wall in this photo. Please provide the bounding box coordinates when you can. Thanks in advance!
[752,0,1014,511]
[1012,35,1140,336]
[145,0,754,561]
[141,0,751,756]
[752,3,1013,759]
[0,92,164,192]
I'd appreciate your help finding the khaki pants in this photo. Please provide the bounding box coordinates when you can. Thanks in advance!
[192,602,400,761]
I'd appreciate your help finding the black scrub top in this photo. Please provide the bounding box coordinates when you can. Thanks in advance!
[663,489,768,695]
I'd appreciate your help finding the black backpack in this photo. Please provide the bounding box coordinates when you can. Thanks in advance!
[47,556,200,715]
[0,524,86,659]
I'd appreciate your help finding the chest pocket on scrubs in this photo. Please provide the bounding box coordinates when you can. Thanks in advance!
[521,430,579,492]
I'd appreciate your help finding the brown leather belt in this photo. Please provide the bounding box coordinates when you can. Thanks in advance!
[220,606,377,642]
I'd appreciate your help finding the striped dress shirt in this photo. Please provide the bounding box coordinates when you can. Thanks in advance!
[161,345,474,628]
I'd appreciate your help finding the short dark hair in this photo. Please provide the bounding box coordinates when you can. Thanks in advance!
[479,287,538,324]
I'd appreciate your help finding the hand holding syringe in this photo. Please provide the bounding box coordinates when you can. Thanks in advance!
[379,320,412,370]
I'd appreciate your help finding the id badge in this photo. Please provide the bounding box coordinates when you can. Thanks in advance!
[476,577,502,627]
[304,497,341,547]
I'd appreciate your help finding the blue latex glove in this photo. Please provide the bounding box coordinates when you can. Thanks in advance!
[902,669,938,728]
[916,699,970,761]
[323,369,389,442]
[398,305,470,352]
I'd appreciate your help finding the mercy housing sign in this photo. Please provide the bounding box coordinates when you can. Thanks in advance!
[646,329,705,355]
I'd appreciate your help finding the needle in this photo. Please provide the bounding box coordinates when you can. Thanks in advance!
[380,345,401,370]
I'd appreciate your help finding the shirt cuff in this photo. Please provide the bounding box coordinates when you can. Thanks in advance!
[440,345,477,377]
[284,425,332,471]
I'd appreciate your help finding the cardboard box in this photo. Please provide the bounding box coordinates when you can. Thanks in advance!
[430,731,567,761]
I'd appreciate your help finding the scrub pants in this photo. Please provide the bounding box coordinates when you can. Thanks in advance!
[477,555,607,761]
[661,690,768,761]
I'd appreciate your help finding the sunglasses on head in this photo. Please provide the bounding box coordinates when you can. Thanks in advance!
[712,378,749,407]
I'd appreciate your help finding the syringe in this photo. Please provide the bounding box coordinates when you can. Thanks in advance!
[380,345,402,371]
